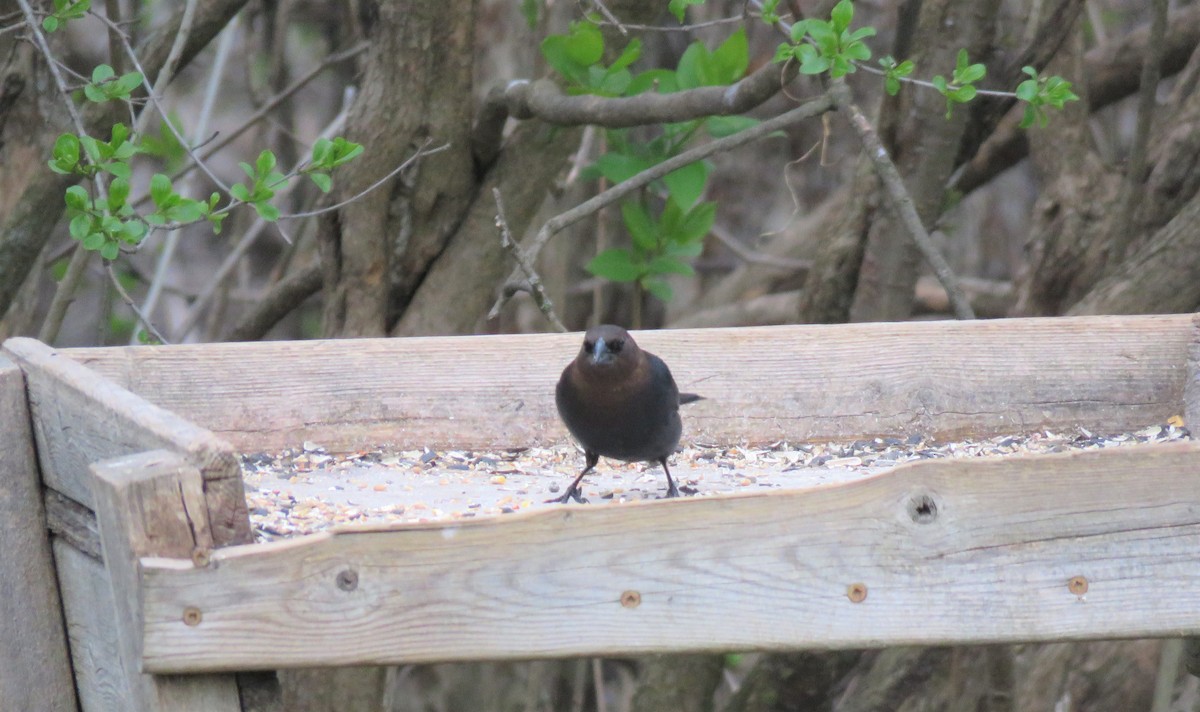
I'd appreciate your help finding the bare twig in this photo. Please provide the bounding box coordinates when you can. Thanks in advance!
[135,14,240,343]
[489,188,567,331]
[37,245,91,344]
[145,41,368,196]
[709,222,812,272]
[587,0,627,35]
[489,94,833,317]
[281,140,449,219]
[106,263,170,343]
[827,78,975,319]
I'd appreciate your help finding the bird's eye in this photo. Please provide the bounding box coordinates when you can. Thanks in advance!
[609,339,624,353]
[583,340,595,353]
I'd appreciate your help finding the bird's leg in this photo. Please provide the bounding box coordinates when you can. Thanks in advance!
[659,457,680,498]
[547,451,599,504]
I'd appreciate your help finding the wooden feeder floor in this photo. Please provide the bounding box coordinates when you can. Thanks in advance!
[241,421,1190,540]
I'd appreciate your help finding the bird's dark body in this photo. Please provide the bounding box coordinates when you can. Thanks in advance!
[556,351,682,463]
[550,324,700,503]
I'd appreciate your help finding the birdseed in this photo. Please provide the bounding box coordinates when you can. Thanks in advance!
[241,420,1191,541]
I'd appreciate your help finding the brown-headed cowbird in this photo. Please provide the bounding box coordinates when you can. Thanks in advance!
[550,324,702,504]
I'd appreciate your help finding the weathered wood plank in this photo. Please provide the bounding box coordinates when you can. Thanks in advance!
[0,357,77,711]
[139,442,1200,673]
[91,450,241,711]
[55,538,135,711]
[45,488,102,560]
[62,315,1192,452]
[2,337,252,547]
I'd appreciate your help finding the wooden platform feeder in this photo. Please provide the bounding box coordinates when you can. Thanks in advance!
[3,314,1200,711]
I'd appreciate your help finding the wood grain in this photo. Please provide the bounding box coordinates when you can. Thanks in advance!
[0,357,77,711]
[56,539,136,711]
[61,315,1192,452]
[2,337,252,547]
[139,442,1200,673]
[91,450,240,711]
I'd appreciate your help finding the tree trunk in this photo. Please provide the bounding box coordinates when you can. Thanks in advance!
[319,0,478,337]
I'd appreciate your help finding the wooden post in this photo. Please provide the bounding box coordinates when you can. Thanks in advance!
[91,449,241,711]
[0,356,77,711]
[1184,313,1200,678]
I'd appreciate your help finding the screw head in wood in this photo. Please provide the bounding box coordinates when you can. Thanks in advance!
[847,583,868,603]
[182,606,203,626]
[336,568,359,592]
[620,590,641,608]
[1068,576,1088,596]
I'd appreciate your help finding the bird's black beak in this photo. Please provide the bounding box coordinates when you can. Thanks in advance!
[590,336,615,365]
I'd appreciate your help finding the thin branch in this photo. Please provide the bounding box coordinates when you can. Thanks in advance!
[281,140,449,220]
[107,263,170,343]
[159,41,369,193]
[586,0,627,35]
[489,94,833,317]
[501,55,798,128]
[488,188,567,331]
[225,263,322,341]
[827,78,975,319]
[709,222,812,272]
[135,14,240,344]
[37,245,91,344]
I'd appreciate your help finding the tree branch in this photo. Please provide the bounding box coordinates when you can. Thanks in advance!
[827,78,975,320]
[489,188,566,331]
[225,263,322,341]
[488,94,833,318]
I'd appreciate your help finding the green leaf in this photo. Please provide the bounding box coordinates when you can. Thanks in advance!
[676,41,716,89]
[705,115,759,138]
[120,220,146,242]
[253,201,281,222]
[255,150,277,177]
[663,160,709,210]
[711,28,748,83]
[627,68,677,95]
[586,248,642,282]
[807,21,837,53]
[790,19,811,43]
[674,201,716,243]
[100,241,119,260]
[150,174,172,206]
[667,0,704,23]
[609,39,642,73]
[1015,78,1038,102]
[42,16,59,31]
[69,214,92,240]
[621,202,657,252]
[591,153,654,184]
[82,232,106,250]
[65,185,89,210]
[309,172,332,193]
[107,176,129,212]
[103,161,131,180]
[885,76,900,95]
[311,137,332,166]
[230,183,251,202]
[647,255,694,277]
[91,64,115,83]
[643,277,673,302]
[566,22,604,66]
[830,0,853,32]
[83,85,107,103]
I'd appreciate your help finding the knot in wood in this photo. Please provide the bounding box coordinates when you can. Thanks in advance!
[907,493,939,524]
[336,568,359,592]
[191,547,211,568]
[182,606,203,626]
[620,590,641,608]
[1068,576,1088,596]
[846,583,868,603]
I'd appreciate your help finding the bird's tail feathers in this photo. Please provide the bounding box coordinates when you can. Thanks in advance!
[679,393,705,405]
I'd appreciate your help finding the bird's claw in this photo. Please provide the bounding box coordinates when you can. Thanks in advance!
[546,487,588,505]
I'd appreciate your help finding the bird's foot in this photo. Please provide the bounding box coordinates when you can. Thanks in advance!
[546,486,588,504]
[663,482,681,499]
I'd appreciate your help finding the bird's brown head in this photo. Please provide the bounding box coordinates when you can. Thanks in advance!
[577,324,640,371]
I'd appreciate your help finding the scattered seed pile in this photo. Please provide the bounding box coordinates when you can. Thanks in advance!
[241,421,1190,541]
